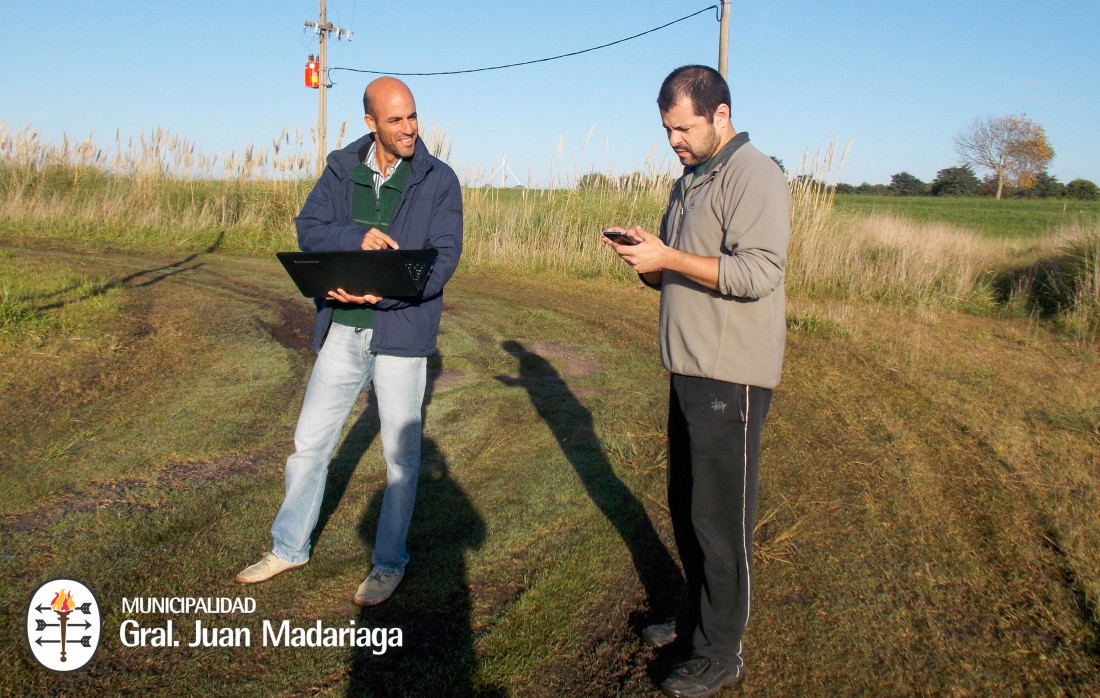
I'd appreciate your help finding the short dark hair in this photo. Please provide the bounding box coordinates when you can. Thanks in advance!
[363,89,373,117]
[657,65,730,122]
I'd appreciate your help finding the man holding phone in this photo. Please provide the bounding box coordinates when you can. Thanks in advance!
[604,65,790,697]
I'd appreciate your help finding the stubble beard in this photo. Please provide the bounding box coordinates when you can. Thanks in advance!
[686,127,721,167]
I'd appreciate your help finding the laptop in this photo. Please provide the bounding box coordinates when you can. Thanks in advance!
[276,249,438,298]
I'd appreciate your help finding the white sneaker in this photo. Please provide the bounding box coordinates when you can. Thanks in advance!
[354,569,404,606]
[235,552,306,584]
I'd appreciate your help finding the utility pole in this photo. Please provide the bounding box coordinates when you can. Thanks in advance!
[718,0,730,79]
[304,0,351,175]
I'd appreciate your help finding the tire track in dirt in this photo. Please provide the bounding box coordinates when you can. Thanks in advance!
[832,337,1100,687]
[1,243,314,532]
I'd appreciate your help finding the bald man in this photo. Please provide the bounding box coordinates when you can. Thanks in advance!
[237,77,463,607]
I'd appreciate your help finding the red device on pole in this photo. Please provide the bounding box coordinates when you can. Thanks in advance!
[304,54,320,89]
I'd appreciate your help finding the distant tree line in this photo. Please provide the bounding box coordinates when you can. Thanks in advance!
[836,113,1098,201]
[836,167,1099,200]
[580,111,1099,201]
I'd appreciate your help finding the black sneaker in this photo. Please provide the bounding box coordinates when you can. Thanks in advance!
[659,654,744,698]
[642,619,679,648]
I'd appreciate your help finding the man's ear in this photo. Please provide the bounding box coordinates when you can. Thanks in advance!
[715,104,731,129]
[363,114,376,132]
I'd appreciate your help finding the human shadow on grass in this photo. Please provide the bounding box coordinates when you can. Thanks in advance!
[306,356,502,695]
[29,231,225,311]
[347,440,500,697]
[495,340,683,624]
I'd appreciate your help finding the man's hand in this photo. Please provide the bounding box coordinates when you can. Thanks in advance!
[602,225,720,291]
[601,225,667,274]
[333,228,398,303]
[361,228,399,251]
[327,288,383,305]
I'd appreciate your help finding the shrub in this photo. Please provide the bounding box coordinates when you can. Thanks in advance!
[889,171,926,197]
[1015,172,1064,199]
[1066,178,1099,201]
[930,165,981,197]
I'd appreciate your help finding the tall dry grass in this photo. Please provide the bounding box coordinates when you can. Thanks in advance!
[789,211,1019,303]
[786,140,1097,334]
[789,140,848,241]
[462,185,671,282]
[787,174,1099,334]
[998,221,1100,337]
[0,122,320,251]
[1068,226,1100,327]
[2,123,1097,335]
[787,140,1015,305]
[0,121,462,253]
[459,142,679,280]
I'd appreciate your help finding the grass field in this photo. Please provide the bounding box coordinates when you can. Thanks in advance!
[835,194,1100,240]
[1,127,1099,694]
[1,235,1098,695]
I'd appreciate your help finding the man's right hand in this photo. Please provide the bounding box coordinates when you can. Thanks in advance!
[361,228,399,250]
[603,225,665,288]
[328,288,382,305]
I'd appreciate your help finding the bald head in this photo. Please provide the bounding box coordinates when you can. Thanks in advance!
[362,76,419,167]
[363,76,413,119]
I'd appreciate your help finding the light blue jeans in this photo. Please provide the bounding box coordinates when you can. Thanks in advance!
[271,323,426,575]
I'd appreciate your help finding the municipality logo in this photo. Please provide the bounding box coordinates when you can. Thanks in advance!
[26,579,101,671]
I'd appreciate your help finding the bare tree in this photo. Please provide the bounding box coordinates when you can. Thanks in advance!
[953,114,1054,199]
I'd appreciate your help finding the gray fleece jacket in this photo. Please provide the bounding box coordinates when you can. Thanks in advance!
[657,132,791,389]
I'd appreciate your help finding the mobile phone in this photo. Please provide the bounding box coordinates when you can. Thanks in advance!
[602,230,639,245]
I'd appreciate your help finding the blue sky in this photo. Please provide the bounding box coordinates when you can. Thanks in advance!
[3,1,1098,187]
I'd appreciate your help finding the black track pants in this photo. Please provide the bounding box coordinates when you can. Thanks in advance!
[667,374,772,672]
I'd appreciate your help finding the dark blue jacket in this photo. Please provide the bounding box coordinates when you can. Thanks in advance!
[295,133,463,356]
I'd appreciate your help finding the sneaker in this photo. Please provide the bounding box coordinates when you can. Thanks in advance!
[642,618,679,648]
[354,569,404,607]
[235,552,306,585]
[659,654,744,698]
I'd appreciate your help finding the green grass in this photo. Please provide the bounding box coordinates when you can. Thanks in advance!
[2,240,1098,696]
[1,143,1099,692]
[835,194,1100,239]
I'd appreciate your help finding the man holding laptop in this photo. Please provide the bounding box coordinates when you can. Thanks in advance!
[237,77,463,607]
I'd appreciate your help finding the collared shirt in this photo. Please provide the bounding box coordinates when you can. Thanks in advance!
[365,141,402,192]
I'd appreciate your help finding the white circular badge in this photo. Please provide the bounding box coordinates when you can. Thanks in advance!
[26,578,102,672]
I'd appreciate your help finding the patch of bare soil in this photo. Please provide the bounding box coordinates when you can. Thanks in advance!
[521,564,674,698]
[257,294,313,353]
[4,448,284,533]
[430,367,477,392]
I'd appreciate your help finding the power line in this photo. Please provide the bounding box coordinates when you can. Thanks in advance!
[328,5,719,80]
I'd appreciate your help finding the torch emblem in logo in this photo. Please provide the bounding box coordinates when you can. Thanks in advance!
[26,579,101,671]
